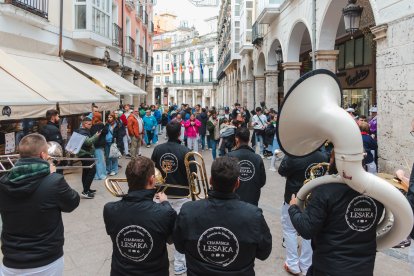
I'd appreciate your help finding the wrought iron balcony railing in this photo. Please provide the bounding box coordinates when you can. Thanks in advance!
[112,23,123,48]
[8,0,48,19]
[125,36,135,56]
[252,21,266,46]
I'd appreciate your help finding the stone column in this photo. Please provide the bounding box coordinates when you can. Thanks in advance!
[282,62,302,94]
[265,70,279,109]
[314,50,339,72]
[241,81,247,107]
[254,76,265,107]
[182,90,186,105]
[246,80,254,111]
[192,90,195,106]
[123,71,134,105]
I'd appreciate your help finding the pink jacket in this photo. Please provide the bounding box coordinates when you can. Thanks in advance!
[184,119,201,138]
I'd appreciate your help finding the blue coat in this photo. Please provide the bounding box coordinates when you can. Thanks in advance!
[143,115,157,131]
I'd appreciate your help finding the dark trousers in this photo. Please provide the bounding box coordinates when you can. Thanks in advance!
[147,130,154,145]
[81,159,96,193]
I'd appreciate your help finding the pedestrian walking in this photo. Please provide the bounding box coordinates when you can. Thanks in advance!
[127,107,143,158]
[91,112,107,180]
[143,109,158,148]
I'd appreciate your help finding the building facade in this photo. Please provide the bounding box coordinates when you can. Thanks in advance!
[0,0,155,107]
[219,0,414,172]
[153,18,218,108]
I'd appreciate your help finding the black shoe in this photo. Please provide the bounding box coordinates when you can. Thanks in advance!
[81,191,94,199]
[393,239,411,248]
[125,154,132,158]
[89,189,97,194]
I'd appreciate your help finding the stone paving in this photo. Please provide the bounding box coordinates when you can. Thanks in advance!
[1,142,412,275]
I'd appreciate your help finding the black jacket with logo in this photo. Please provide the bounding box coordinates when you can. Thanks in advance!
[103,189,177,276]
[151,139,192,197]
[172,190,272,276]
[278,151,328,204]
[0,158,80,269]
[227,145,266,206]
[289,183,384,276]
[40,121,64,146]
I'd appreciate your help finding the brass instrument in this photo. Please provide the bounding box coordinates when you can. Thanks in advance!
[105,151,210,200]
[377,173,408,195]
[0,142,96,173]
[304,162,330,184]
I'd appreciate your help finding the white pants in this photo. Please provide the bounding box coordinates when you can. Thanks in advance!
[366,161,377,174]
[123,134,130,154]
[187,137,198,152]
[281,203,312,274]
[169,198,191,270]
[409,239,414,273]
[1,256,64,276]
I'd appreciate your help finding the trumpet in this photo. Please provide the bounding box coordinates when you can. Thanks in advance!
[105,151,210,200]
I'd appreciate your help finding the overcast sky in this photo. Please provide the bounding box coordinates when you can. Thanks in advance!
[154,0,219,35]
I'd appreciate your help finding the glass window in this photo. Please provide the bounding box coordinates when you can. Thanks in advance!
[246,11,252,29]
[209,69,213,82]
[345,40,354,69]
[75,5,86,29]
[165,76,169,83]
[156,65,160,71]
[337,44,345,70]
[156,76,160,83]
[364,35,373,65]
[355,38,363,66]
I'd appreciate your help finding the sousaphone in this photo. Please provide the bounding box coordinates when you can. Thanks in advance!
[276,69,413,250]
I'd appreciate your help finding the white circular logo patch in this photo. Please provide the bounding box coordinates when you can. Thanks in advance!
[160,153,179,173]
[304,163,328,180]
[197,227,239,267]
[238,160,255,181]
[116,225,153,262]
[345,196,378,232]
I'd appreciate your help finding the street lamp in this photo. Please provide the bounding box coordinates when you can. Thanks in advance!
[343,0,363,36]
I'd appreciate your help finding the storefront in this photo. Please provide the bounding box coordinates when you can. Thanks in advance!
[336,33,376,116]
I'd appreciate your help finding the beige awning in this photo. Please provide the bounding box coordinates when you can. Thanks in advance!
[66,60,147,96]
[0,48,119,116]
[0,68,55,120]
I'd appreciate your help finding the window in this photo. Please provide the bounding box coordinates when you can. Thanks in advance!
[190,72,194,83]
[155,76,160,83]
[246,11,252,29]
[364,34,373,65]
[157,54,160,60]
[209,48,213,62]
[354,38,364,66]
[337,44,345,70]
[209,69,213,82]
[75,1,87,29]
[165,54,169,60]
[181,72,185,84]
[173,73,177,83]
[166,63,170,71]
[345,40,354,69]
[91,0,111,37]
[156,64,160,71]
[165,76,170,83]
[180,53,185,64]
[190,51,194,63]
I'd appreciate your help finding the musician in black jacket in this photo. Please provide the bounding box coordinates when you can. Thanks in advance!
[103,157,176,276]
[289,158,384,276]
[151,121,193,275]
[173,157,272,276]
[40,109,65,174]
[227,127,266,206]
[278,150,328,275]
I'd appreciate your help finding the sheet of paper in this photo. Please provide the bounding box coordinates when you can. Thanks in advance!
[65,132,87,155]
[5,132,15,154]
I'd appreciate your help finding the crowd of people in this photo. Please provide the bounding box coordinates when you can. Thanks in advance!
[0,98,413,276]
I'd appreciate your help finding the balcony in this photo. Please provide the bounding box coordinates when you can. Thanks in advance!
[239,31,254,55]
[112,23,123,48]
[256,0,282,24]
[217,51,231,80]
[125,0,135,11]
[125,36,135,56]
[252,22,266,47]
[168,78,218,87]
[7,0,48,19]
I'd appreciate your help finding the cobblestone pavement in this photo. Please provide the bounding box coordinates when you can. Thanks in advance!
[1,142,412,275]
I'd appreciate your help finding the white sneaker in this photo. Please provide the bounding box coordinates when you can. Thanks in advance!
[109,172,116,176]
[146,145,150,148]
[269,167,277,172]
[174,266,187,275]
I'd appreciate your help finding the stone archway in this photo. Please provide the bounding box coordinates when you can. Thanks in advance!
[255,52,266,108]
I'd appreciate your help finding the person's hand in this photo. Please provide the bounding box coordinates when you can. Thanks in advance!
[191,121,195,126]
[96,130,102,136]
[396,169,406,180]
[155,192,168,202]
[289,194,297,206]
[49,162,57,174]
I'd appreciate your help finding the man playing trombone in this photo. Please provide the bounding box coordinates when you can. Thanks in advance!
[103,157,176,276]
[173,157,272,275]
[0,134,80,275]
[151,121,193,275]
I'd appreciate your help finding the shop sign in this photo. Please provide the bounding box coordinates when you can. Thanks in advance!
[346,69,369,86]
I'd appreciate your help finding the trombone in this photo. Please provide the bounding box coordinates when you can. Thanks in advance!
[0,141,96,174]
[105,151,210,200]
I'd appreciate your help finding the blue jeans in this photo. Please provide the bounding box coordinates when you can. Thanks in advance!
[94,148,106,179]
[211,139,219,160]
[254,133,264,154]
[268,136,280,152]
[105,143,119,174]
[207,135,211,149]
[200,134,206,150]
[153,124,159,143]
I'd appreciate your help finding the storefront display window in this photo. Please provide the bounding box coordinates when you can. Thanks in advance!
[355,38,364,66]
[342,88,373,116]
[345,40,354,69]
